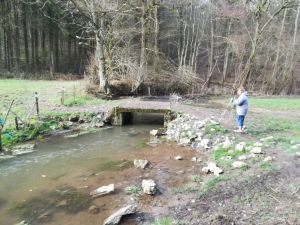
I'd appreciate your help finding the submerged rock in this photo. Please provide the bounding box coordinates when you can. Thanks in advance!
[232,161,247,168]
[12,144,36,156]
[89,205,100,214]
[134,159,149,169]
[103,205,137,225]
[90,184,114,198]
[202,162,223,176]
[142,179,157,195]
[37,212,51,222]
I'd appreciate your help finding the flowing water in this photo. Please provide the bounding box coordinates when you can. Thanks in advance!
[0,125,204,225]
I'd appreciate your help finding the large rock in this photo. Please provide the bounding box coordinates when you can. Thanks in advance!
[263,156,274,162]
[174,156,183,160]
[134,159,149,169]
[222,138,233,150]
[179,137,191,146]
[150,130,158,136]
[103,205,137,225]
[232,161,247,168]
[142,179,157,195]
[90,184,114,198]
[200,139,211,149]
[202,162,223,176]
[235,142,245,151]
[251,147,262,154]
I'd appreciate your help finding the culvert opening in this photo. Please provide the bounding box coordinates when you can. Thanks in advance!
[122,112,164,125]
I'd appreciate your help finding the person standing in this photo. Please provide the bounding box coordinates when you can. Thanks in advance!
[232,86,249,133]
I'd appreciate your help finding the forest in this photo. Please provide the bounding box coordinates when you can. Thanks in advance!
[1,0,300,95]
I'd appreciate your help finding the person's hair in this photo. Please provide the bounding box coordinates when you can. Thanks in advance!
[238,86,245,93]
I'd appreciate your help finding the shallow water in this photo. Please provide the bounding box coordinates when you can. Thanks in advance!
[0,125,162,224]
[0,125,205,225]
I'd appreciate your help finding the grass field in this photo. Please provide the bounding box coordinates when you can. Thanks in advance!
[0,79,105,126]
[211,96,300,111]
[249,98,300,110]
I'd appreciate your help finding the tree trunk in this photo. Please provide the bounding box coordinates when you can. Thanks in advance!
[153,0,159,71]
[95,30,107,93]
[234,18,260,90]
[22,1,29,71]
[284,4,300,93]
[14,1,20,71]
[268,7,287,93]
[222,19,232,87]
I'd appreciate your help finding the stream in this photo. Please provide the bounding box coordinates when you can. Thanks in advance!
[0,125,204,225]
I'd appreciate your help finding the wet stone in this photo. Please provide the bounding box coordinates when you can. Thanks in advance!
[174,156,183,160]
[90,184,114,198]
[88,205,100,214]
[251,147,262,154]
[142,179,157,195]
[134,159,149,169]
[103,205,137,225]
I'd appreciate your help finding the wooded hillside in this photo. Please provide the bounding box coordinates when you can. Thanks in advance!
[1,0,300,95]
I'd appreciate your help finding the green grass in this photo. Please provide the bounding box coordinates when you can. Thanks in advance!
[259,162,272,170]
[190,175,201,182]
[153,217,173,225]
[198,175,231,198]
[0,79,109,127]
[212,146,247,168]
[171,184,197,194]
[249,98,300,110]
[125,185,142,195]
[247,117,300,137]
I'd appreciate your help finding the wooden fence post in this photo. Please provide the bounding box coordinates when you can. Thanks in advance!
[61,86,65,105]
[35,92,40,118]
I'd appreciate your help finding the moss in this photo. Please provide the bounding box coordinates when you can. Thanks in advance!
[10,198,53,221]
[136,142,147,149]
[10,186,91,222]
[52,187,91,213]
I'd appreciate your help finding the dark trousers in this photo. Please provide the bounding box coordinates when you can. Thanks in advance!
[236,115,245,128]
